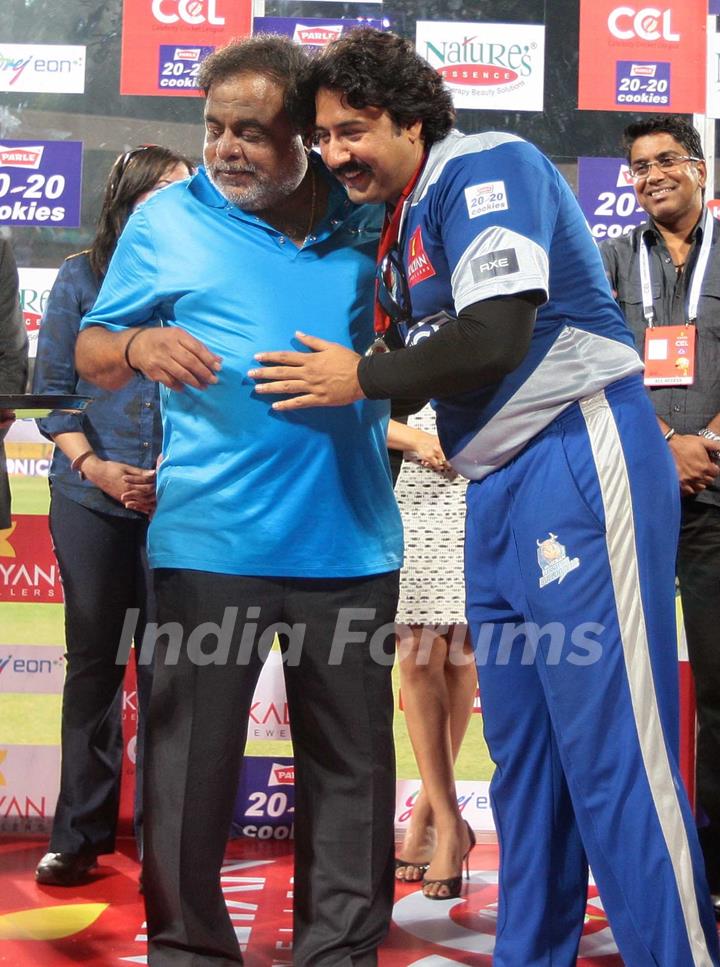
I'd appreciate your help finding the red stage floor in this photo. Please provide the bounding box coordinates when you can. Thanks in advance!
[0,835,628,964]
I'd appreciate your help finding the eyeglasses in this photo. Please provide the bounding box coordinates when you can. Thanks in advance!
[628,154,702,182]
[376,246,412,348]
[110,144,158,195]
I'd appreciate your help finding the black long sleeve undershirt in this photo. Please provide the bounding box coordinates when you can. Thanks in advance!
[358,292,543,401]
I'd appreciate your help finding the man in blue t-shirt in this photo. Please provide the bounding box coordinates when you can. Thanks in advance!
[250,28,720,966]
[76,36,402,967]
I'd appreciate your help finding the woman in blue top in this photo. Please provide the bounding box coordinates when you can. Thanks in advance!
[32,145,193,887]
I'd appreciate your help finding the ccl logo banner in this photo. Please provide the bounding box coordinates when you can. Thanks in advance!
[120,0,252,96]
[578,0,706,113]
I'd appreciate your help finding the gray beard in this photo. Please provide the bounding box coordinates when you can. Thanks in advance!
[207,151,307,212]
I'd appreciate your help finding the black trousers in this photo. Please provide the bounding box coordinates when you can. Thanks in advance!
[48,489,154,855]
[676,499,720,891]
[144,567,399,967]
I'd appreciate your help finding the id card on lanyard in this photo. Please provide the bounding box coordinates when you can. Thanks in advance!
[641,209,713,386]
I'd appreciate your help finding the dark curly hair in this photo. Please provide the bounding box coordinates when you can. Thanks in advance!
[623,115,704,163]
[290,28,455,147]
[90,145,195,280]
[197,34,308,127]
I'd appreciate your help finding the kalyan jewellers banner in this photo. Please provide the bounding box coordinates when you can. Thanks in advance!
[578,0,707,113]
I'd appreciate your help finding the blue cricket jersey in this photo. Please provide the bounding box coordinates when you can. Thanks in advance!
[400,131,643,479]
[81,161,403,578]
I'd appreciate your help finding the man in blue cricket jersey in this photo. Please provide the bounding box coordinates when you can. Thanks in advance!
[249,28,720,966]
[75,35,403,967]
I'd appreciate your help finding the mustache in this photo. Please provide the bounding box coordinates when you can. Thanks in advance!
[209,162,256,175]
[331,161,371,179]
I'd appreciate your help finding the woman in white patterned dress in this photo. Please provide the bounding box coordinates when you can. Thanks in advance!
[389,406,478,900]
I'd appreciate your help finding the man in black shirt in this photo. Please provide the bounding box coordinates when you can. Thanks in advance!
[0,239,28,529]
[602,115,720,918]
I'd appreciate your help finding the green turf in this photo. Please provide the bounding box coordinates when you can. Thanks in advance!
[0,693,62,745]
[2,475,62,643]
[7,475,50,515]
[1,603,64,645]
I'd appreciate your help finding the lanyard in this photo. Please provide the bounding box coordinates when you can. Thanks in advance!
[374,153,426,335]
[639,208,714,328]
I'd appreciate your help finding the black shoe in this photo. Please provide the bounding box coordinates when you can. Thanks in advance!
[35,851,98,886]
[422,820,476,901]
[712,894,720,922]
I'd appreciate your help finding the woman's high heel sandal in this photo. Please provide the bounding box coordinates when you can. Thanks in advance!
[394,857,430,880]
[421,820,476,900]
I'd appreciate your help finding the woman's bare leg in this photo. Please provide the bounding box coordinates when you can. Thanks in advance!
[395,624,477,893]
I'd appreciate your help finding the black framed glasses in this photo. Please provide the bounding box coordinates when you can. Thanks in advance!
[376,245,412,348]
[628,154,702,182]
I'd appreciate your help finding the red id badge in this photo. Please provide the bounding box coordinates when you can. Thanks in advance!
[644,325,696,386]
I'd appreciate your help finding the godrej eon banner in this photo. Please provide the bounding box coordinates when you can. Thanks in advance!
[120,0,252,97]
[578,0,707,113]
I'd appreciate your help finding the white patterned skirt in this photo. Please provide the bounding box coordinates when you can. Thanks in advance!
[395,406,468,626]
